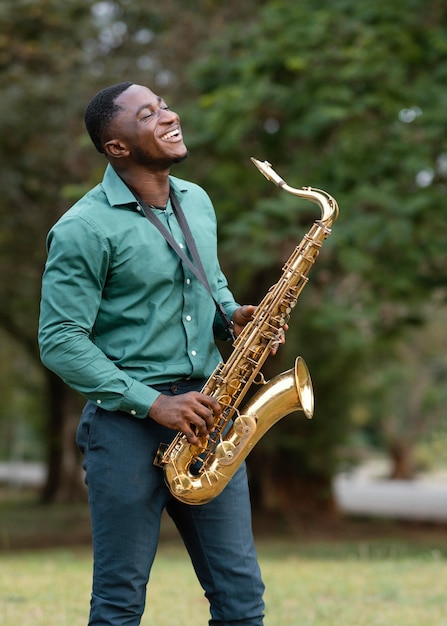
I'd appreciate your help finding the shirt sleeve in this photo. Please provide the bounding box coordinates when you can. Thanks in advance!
[38,214,160,417]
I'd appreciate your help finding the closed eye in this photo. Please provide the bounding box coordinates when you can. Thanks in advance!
[139,100,170,122]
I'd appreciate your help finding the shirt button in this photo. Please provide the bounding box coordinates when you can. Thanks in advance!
[179,243,184,249]
[191,350,197,356]
[131,410,137,416]
[186,315,192,322]
[96,399,102,405]
[186,278,191,285]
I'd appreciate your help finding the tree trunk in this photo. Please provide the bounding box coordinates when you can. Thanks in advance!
[388,439,415,480]
[40,369,86,503]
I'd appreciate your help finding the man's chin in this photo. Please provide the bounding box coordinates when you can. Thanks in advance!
[132,147,189,168]
[172,149,189,164]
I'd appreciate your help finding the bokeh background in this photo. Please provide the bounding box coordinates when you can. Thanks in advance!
[1,0,447,525]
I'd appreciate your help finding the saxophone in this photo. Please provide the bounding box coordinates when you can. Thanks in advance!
[154,158,339,505]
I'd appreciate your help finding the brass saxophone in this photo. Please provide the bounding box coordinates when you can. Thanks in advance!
[154,158,339,505]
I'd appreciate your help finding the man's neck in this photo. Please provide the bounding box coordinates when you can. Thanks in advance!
[116,166,171,208]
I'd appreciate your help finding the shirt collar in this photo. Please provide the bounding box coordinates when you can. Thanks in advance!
[101,164,188,209]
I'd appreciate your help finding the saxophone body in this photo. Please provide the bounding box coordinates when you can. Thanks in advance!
[154,159,339,505]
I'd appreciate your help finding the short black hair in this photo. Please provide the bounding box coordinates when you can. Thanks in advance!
[84,82,134,153]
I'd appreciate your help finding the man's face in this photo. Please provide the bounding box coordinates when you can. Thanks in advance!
[112,84,188,168]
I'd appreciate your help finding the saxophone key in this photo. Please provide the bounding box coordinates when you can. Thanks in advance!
[233,415,257,437]
[215,441,237,464]
[172,473,194,495]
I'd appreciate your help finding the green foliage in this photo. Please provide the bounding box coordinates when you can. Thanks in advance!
[185,0,447,301]
[1,0,447,501]
[0,0,98,349]
[0,333,45,462]
[354,302,447,473]
[176,0,447,483]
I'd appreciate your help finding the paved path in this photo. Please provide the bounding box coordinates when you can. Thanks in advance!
[0,462,46,487]
[334,467,447,522]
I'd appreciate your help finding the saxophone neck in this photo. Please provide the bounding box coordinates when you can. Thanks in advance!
[251,158,339,228]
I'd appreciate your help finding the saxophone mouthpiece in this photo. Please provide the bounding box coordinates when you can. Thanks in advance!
[251,157,286,188]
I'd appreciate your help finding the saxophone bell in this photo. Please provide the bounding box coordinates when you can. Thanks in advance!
[160,357,313,506]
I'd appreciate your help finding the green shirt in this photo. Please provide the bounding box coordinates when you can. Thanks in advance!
[38,165,239,418]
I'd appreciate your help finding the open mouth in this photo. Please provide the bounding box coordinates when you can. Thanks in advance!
[161,128,181,141]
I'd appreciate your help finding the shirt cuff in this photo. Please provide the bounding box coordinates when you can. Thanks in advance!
[116,379,161,418]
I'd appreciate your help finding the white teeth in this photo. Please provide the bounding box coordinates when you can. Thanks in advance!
[162,129,179,140]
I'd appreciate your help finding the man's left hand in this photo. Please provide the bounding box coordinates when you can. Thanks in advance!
[231,305,287,355]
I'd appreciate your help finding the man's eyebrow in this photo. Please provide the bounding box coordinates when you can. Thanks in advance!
[136,96,163,116]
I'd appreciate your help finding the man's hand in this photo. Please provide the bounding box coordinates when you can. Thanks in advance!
[148,392,222,446]
[232,305,287,355]
[231,305,257,337]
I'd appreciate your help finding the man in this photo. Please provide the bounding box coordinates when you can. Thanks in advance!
[38,82,266,626]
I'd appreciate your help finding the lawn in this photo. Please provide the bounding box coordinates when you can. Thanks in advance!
[1,491,447,625]
[1,531,447,625]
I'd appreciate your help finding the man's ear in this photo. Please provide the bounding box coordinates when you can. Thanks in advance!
[104,139,129,159]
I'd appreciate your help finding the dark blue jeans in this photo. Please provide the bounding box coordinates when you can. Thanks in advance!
[76,379,265,626]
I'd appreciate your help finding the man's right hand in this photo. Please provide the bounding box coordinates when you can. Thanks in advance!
[148,392,222,445]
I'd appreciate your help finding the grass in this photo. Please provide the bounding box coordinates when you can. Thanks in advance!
[1,492,447,625]
[2,534,447,625]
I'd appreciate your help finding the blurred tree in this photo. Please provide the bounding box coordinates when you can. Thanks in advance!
[1,0,446,515]
[0,0,267,501]
[176,0,447,516]
[0,0,101,501]
[360,302,447,480]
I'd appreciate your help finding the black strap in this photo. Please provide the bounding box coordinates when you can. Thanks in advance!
[134,187,236,341]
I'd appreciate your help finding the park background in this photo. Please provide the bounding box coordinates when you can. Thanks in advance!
[1,1,447,624]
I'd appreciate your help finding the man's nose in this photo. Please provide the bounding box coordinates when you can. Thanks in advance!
[160,107,179,122]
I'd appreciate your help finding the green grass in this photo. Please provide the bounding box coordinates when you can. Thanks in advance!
[1,537,447,626]
[1,492,447,625]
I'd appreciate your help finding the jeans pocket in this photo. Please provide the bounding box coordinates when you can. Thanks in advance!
[76,401,98,455]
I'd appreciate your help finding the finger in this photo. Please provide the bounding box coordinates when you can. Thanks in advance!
[182,424,201,445]
[202,396,222,416]
[181,412,208,440]
[197,403,222,433]
[241,305,256,321]
[191,393,222,417]
[270,329,285,354]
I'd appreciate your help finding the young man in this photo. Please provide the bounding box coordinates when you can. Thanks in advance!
[38,82,265,625]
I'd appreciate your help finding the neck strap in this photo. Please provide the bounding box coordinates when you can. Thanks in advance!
[132,186,236,342]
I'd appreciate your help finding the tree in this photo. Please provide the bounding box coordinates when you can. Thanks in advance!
[359,302,447,480]
[0,0,99,500]
[1,0,446,515]
[0,0,269,502]
[176,0,447,515]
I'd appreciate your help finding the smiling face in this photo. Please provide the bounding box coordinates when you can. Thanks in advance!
[104,84,188,170]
